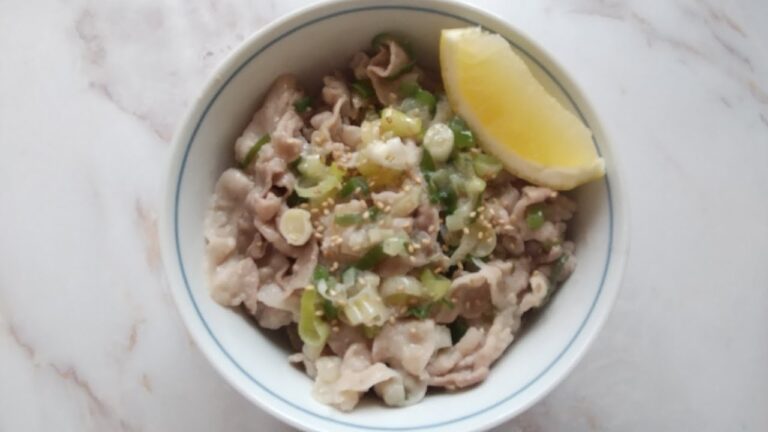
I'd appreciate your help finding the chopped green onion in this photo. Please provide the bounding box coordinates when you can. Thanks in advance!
[449,317,469,343]
[351,80,374,99]
[420,269,451,300]
[286,191,307,207]
[413,89,437,114]
[344,285,389,326]
[353,243,386,270]
[472,154,503,180]
[362,325,381,339]
[380,107,422,137]
[297,154,327,180]
[406,303,432,319]
[312,264,330,282]
[399,82,436,114]
[420,149,436,173]
[436,188,458,214]
[298,288,330,347]
[423,123,454,163]
[382,236,407,256]
[295,165,344,200]
[293,96,312,113]
[341,266,358,284]
[339,176,370,198]
[449,117,475,149]
[322,298,339,320]
[241,134,270,168]
[366,206,382,221]
[526,204,546,230]
[335,213,363,226]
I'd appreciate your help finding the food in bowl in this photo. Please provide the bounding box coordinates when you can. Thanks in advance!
[203,28,600,411]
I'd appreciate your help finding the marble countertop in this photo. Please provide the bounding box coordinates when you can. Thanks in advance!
[1,0,766,431]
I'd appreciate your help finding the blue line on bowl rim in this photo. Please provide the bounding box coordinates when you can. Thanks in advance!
[174,5,614,430]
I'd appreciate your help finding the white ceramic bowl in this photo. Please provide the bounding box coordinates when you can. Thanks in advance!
[161,1,628,431]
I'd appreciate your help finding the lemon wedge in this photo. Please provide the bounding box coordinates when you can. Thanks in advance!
[440,27,605,190]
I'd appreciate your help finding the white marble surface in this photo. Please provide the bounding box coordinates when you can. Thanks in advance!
[1,0,766,430]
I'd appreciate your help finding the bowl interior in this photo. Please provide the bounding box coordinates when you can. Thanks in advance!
[167,2,620,431]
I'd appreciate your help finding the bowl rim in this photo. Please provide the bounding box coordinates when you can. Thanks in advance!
[161,0,629,431]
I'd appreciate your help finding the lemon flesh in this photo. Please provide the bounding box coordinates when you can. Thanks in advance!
[440,27,604,190]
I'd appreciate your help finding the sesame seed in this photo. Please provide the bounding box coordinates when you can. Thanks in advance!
[420,238,430,246]
[477,232,484,239]
[332,326,340,332]
[337,299,348,307]
[477,206,486,212]
[376,201,385,209]
[323,209,330,215]
[363,211,370,220]
[305,284,315,291]
[463,227,470,235]
[397,285,405,292]
[407,244,415,253]
[488,209,496,216]
[330,261,339,271]
[428,225,437,233]
[389,316,396,324]
[310,208,319,214]
[355,187,361,193]
[409,256,418,263]
[315,310,323,316]
[412,243,422,250]
[403,185,412,192]
[469,211,477,218]
[384,205,392,212]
